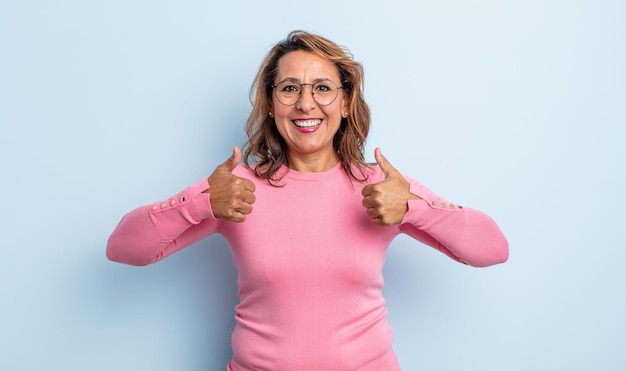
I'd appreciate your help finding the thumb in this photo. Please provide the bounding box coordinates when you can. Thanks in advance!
[374,147,397,179]
[219,146,242,173]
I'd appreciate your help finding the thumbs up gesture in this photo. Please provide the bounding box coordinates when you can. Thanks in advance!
[361,148,421,226]
[203,146,256,222]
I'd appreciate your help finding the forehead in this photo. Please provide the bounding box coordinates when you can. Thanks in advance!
[276,50,340,82]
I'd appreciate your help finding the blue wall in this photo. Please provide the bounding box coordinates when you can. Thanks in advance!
[1,1,624,370]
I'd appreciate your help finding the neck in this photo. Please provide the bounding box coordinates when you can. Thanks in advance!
[286,151,340,173]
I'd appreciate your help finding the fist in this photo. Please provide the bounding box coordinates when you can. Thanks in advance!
[203,146,256,222]
[361,148,420,226]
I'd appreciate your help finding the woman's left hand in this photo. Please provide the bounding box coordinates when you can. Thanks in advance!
[361,148,421,226]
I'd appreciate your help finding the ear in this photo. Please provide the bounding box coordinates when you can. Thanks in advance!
[341,98,349,119]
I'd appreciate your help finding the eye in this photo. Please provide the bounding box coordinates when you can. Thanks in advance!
[314,83,332,92]
[280,84,300,93]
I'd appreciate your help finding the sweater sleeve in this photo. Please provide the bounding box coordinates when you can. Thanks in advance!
[398,177,508,267]
[106,178,220,266]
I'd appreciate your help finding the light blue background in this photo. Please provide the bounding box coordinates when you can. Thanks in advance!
[1,0,624,370]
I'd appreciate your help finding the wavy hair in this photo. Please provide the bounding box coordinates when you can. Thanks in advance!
[243,30,371,184]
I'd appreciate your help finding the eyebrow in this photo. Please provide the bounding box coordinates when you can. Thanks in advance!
[276,77,337,84]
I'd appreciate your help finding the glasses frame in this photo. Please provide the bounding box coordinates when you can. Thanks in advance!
[271,80,345,107]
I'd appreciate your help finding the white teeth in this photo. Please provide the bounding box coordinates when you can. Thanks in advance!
[294,119,321,128]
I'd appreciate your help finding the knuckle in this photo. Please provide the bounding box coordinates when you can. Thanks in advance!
[369,198,383,208]
[246,180,256,191]
[228,199,240,209]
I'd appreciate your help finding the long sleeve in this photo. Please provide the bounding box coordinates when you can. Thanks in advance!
[106,178,220,266]
[399,177,509,267]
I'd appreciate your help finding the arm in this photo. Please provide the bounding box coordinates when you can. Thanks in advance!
[362,148,508,267]
[399,179,509,267]
[106,178,219,266]
[106,147,256,266]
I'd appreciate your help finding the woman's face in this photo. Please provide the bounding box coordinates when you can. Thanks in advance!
[271,50,347,170]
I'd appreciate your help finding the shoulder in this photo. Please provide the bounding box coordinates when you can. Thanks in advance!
[362,162,386,184]
[231,163,277,187]
[232,163,258,180]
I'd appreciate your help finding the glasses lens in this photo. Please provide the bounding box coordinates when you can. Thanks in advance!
[274,82,301,106]
[312,81,339,106]
[274,80,340,106]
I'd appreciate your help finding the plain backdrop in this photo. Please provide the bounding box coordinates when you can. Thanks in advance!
[1,0,624,370]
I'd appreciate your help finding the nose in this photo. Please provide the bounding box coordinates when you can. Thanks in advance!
[296,84,316,111]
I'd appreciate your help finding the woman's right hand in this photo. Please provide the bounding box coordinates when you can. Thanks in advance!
[203,146,256,222]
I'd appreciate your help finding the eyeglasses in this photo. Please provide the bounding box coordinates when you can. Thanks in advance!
[272,79,344,106]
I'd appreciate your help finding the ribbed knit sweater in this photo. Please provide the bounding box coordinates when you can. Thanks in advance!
[107,162,508,370]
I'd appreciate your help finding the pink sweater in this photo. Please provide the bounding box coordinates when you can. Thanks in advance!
[107,162,508,370]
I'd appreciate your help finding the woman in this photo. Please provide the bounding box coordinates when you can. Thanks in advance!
[107,30,508,370]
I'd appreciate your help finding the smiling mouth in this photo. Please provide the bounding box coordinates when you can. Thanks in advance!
[293,119,322,128]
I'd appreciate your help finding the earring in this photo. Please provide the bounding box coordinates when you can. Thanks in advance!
[342,112,347,118]
[268,112,273,117]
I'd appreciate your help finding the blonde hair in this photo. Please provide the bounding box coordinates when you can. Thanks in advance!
[243,30,371,183]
